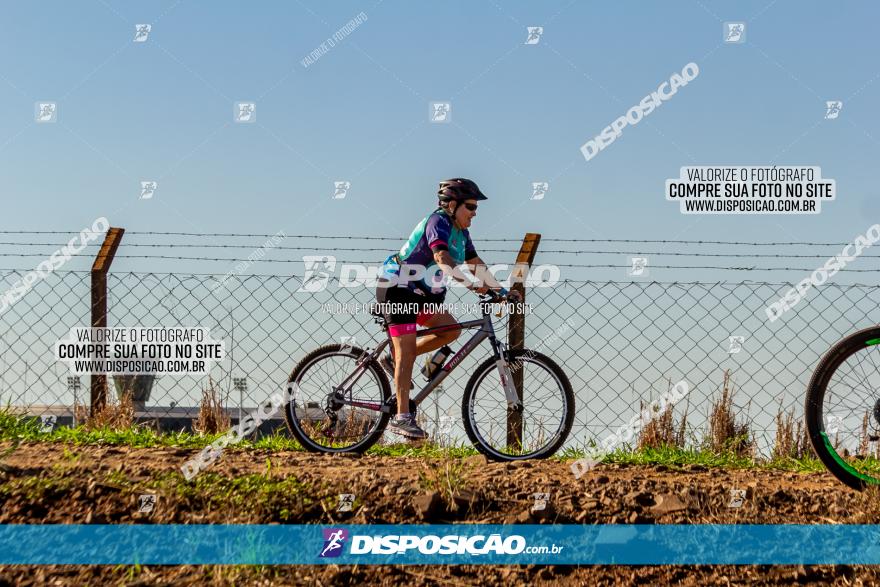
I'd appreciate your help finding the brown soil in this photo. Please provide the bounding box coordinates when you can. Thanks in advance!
[1,441,879,586]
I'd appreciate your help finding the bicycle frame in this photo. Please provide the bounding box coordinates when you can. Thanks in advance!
[326,304,523,414]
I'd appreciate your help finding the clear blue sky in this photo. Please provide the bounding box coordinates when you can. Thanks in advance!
[3,1,880,451]
[2,0,879,282]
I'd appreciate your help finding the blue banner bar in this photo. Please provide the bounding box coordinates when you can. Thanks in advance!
[3,524,880,565]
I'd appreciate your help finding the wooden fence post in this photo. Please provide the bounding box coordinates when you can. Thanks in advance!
[506,233,541,450]
[90,227,124,417]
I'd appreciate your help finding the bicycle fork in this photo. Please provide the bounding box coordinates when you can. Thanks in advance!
[491,338,523,412]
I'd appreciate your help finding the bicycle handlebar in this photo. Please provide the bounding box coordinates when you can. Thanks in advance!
[479,287,510,303]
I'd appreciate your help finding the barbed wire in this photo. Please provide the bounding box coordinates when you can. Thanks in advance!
[6,241,880,261]
[0,230,872,247]
[3,268,880,289]
[2,253,880,272]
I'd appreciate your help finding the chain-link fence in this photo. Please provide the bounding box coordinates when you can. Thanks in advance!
[3,265,879,455]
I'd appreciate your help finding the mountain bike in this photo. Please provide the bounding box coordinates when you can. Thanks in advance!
[283,290,575,461]
[806,325,880,489]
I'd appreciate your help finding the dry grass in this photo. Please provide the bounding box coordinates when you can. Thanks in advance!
[73,401,89,426]
[293,406,379,448]
[637,379,689,450]
[80,384,135,431]
[856,411,880,459]
[772,408,812,460]
[193,377,231,435]
[705,369,755,458]
[638,405,688,450]
[433,429,454,449]
[336,409,376,441]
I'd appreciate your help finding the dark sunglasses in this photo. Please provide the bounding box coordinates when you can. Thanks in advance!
[462,203,478,212]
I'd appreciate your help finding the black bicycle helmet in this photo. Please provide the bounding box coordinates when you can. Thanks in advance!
[437,178,488,202]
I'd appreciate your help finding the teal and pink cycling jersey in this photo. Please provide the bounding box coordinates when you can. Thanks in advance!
[381,207,478,294]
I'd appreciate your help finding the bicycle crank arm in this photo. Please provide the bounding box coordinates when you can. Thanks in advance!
[330,397,383,412]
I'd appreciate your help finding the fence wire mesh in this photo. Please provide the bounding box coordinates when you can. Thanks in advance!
[2,267,879,455]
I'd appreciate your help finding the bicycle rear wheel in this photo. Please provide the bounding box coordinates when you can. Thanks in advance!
[285,344,391,454]
[461,349,575,461]
[806,325,880,490]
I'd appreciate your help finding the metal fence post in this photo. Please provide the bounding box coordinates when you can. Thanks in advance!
[507,233,541,450]
[90,227,125,417]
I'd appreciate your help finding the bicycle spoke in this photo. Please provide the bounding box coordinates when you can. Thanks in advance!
[288,350,386,452]
[467,353,570,459]
[814,338,880,484]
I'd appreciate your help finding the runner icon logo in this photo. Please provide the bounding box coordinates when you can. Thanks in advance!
[319,528,349,558]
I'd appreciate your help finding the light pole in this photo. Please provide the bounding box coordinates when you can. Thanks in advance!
[67,376,81,426]
[233,377,247,424]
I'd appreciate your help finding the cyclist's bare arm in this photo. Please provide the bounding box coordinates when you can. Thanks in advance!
[463,255,501,288]
[466,255,522,301]
[432,251,515,297]
[432,250,477,289]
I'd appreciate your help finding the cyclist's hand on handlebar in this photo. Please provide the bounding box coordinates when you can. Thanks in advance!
[479,286,521,303]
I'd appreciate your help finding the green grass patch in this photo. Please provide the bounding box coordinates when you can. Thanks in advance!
[141,469,318,520]
[0,458,319,522]
[367,442,479,458]
[0,407,270,450]
[0,409,483,458]
[0,472,74,500]
[0,408,839,472]
[556,443,829,472]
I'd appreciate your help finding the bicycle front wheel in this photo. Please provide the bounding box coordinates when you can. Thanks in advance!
[462,349,575,461]
[806,325,880,490]
[285,344,391,454]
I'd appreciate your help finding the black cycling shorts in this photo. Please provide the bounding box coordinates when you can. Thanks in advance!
[375,278,446,335]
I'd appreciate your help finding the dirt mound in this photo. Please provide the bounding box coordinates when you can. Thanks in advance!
[1,442,879,585]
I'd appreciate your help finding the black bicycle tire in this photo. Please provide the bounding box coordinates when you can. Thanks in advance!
[285,344,392,454]
[805,325,880,490]
[461,349,575,461]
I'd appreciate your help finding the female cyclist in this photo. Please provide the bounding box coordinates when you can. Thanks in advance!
[374,178,520,439]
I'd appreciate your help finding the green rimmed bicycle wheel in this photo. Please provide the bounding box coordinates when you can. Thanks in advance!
[806,325,880,490]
